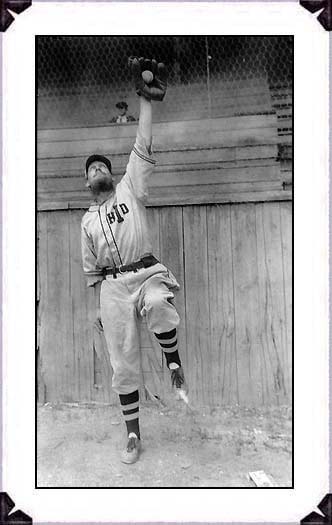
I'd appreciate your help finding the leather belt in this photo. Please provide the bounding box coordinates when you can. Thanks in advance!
[103,255,159,278]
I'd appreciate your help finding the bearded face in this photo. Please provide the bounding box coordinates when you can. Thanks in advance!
[86,161,114,196]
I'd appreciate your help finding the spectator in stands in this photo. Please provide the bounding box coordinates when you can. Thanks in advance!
[110,101,136,124]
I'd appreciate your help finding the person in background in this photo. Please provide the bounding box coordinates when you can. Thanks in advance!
[110,101,136,124]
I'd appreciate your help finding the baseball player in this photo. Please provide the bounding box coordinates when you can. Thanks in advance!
[81,57,187,464]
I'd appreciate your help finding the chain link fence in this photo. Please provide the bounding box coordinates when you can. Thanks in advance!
[37,36,293,129]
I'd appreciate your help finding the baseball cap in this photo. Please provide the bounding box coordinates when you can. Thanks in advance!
[115,101,128,110]
[85,154,112,177]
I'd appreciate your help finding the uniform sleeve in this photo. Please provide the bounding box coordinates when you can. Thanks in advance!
[81,221,104,288]
[120,131,156,202]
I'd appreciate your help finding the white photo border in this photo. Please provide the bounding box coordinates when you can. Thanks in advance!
[0,1,330,523]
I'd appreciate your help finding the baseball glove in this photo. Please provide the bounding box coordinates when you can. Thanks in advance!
[128,56,167,101]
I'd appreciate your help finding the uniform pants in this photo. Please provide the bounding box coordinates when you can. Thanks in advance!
[100,263,180,394]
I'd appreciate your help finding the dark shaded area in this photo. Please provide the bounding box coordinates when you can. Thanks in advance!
[37,36,293,94]
[0,0,31,32]
[301,493,332,524]
[0,492,32,524]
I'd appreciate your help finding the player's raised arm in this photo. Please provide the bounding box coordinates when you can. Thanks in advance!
[121,57,167,201]
[128,56,167,151]
[138,97,152,152]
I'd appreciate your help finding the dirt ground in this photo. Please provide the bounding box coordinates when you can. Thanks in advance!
[37,399,292,488]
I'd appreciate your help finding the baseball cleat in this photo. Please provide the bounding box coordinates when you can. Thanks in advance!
[170,365,188,395]
[121,433,141,464]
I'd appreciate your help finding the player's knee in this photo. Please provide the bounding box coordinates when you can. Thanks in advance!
[144,291,180,330]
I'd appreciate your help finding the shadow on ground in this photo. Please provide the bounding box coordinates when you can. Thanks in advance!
[37,401,292,487]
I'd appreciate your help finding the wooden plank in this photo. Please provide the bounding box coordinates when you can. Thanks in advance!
[37,188,292,212]
[37,159,280,189]
[149,178,283,193]
[255,204,281,404]
[277,109,292,120]
[37,144,278,177]
[231,203,263,406]
[37,165,282,196]
[37,213,48,403]
[148,181,284,199]
[37,126,278,159]
[207,205,238,405]
[41,211,74,401]
[37,156,279,180]
[68,210,93,402]
[38,179,284,201]
[159,206,187,375]
[235,145,278,161]
[37,187,292,212]
[263,202,289,400]
[38,201,90,211]
[209,105,273,118]
[57,211,76,402]
[183,206,212,405]
[277,118,292,130]
[37,192,90,210]
[39,211,58,402]
[279,201,293,397]
[255,203,289,404]
[272,96,292,106]
[149,165,281,187]
[37,115,278,159]
[36,348,46,404]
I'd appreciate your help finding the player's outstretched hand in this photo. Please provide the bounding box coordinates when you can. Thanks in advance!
[128,56,167,101]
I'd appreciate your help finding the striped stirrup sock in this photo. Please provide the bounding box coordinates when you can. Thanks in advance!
[119,390,140,439]
[155,328,181,369]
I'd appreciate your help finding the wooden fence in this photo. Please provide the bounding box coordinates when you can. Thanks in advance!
[37,79,292,407]
[37,200,292,407]
[37,113,291,210]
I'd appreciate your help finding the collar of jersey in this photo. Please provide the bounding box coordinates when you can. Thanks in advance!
[88,204,101,212]
[88,194,115,212]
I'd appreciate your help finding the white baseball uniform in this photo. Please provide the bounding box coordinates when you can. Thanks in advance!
[81,133,180,394]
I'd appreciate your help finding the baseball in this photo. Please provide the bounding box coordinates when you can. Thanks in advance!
[142,70,153,84]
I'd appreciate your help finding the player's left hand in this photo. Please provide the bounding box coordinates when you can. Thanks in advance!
[128,56,167,101]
